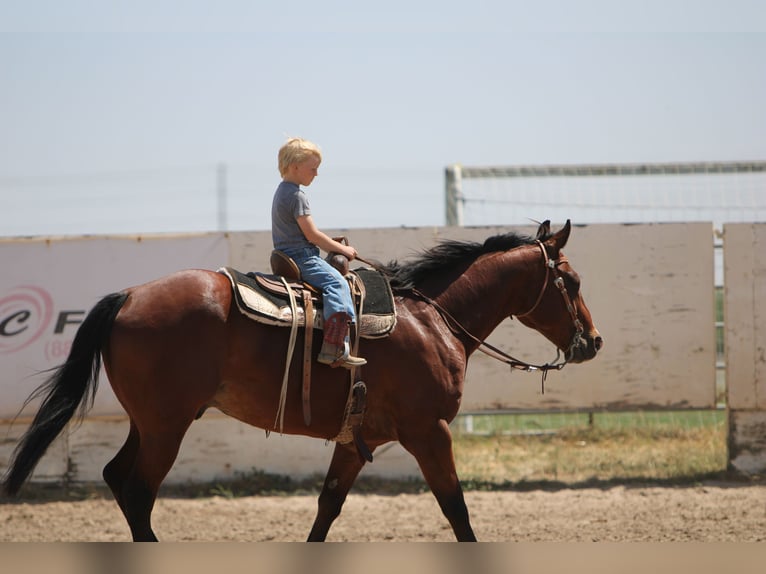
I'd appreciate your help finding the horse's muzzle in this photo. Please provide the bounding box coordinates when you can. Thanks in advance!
[567,331,603,364]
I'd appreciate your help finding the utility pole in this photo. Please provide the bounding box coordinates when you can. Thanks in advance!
[217,162,228,232]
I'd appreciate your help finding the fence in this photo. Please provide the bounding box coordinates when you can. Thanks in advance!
[0,222,763,484]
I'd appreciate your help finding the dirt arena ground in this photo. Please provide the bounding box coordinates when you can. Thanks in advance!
[2,481,765,542]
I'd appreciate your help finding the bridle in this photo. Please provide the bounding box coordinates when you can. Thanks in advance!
[516,240,585,362]
[404,240,585,393]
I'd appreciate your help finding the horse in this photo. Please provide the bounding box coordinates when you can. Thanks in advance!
[2,220,602,541]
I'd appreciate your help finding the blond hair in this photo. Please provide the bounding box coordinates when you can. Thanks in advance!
[278,137,322,177]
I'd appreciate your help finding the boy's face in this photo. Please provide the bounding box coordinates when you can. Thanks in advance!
[289,155,321,187]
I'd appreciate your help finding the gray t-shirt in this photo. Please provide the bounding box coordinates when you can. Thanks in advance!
[271,181,312,251]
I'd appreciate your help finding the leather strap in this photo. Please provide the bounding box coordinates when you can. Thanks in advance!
[302,290,313,426]
[347,274,365,380]
[350,380,372,463]
[274,277,299,433]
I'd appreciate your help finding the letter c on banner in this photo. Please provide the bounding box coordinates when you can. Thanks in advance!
[0,286,54,354]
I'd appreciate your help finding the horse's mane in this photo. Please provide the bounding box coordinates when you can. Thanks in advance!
[383,230,547,290]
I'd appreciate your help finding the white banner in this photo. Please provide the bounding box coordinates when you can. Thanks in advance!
[0,233,229,418]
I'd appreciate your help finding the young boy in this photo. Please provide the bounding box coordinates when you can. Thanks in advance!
[271,137,366,368]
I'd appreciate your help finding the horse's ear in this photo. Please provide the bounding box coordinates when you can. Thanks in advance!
[535,220,551,240]
[550,219,572,249]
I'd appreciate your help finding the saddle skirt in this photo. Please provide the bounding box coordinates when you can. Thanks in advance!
[218,266,397,339]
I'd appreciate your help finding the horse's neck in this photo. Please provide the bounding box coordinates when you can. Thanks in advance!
[433,247,543,347]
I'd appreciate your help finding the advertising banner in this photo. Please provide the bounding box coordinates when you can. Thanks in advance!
[0,233,228,418]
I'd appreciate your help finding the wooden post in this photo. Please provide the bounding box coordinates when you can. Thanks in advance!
[724,222,766,474]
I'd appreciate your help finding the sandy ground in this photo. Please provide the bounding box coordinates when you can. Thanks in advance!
[1,481,765,542]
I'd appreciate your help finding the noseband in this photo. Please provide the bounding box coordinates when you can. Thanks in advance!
[406,240,586,393]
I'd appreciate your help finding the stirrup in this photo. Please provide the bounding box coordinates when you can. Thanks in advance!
[337,354,367,368]
[318,342,367,369]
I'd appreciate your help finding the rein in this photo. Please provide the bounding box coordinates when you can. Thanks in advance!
[400,240,584,394]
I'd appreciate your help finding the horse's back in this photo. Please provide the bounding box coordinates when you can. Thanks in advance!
[117,269,232,326]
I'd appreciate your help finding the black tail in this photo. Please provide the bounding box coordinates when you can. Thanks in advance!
[2,292,129,496]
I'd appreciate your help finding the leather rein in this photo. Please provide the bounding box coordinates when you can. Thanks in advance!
[404,240,585,393]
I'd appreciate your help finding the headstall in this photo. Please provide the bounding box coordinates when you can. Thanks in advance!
[406,240,586,393]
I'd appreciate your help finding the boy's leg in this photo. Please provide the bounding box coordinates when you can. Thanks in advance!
[295,256,365,369]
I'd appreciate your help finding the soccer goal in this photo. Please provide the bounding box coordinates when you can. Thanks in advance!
[444,161,766,229]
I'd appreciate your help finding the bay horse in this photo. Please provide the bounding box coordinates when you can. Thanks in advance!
[2,220,602,541]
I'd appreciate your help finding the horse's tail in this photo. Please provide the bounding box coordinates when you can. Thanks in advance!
[2,291,129,496]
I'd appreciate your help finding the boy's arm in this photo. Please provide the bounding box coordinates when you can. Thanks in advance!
[297,215,357,260]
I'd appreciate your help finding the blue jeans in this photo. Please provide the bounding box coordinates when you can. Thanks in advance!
[282,246,356,322]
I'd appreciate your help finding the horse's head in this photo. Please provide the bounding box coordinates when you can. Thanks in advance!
[515,220,603,364]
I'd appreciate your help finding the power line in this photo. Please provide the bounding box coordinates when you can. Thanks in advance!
[0,163,225,188]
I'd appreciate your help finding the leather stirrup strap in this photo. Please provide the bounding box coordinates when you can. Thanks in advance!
[345,275,372,463]
[347,274,366,382]
[350,379,373,463]
[302,290,313,426]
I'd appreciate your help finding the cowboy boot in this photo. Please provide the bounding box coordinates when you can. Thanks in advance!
[318,312,367,368]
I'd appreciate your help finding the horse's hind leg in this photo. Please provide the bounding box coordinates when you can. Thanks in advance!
[307,442,368,542]
[103,420,140,513]
[401,419,476,541]
[113,422,192,542]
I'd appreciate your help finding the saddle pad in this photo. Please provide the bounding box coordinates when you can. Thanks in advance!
[218,266,397,339]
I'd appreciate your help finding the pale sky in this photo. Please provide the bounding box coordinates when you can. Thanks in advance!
[1,1,765,236]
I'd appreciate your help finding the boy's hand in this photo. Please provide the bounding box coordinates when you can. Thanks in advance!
[339,244,357,261]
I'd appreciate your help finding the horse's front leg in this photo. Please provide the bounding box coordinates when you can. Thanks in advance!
[400,418,476,541]
[307,441,368,541]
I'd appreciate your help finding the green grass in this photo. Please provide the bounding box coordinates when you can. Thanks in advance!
[451,410,729,486]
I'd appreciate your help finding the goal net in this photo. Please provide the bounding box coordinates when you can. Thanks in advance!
[445,161,766,230]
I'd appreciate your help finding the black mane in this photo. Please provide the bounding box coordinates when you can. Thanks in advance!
[383,230,544,290]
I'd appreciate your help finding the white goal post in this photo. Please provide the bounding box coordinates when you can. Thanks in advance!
[444,160,766,227]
